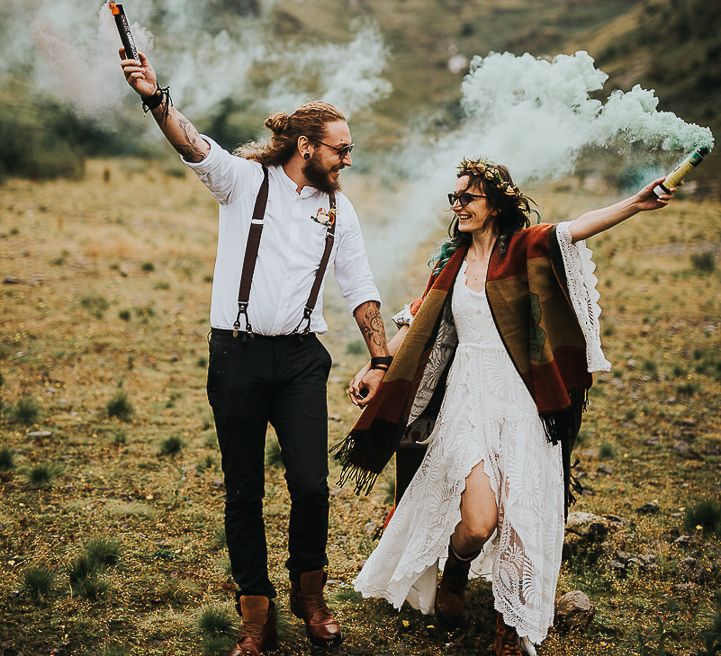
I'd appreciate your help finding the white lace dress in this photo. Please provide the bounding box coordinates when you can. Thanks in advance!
[354,224,610,646]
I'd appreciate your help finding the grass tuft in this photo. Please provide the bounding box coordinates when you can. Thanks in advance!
[196,455,215,473]
[113,430,127,445]
[265,439,283,468]
[107,389,134,421]
[25,463,62,488]
[159,435,184,456]
[23,566,54,601]
[198,606,235,637]
[690,251,715,273]
[0,446,15,470]
[11,396,40,425]
[85,537,121,568]
[80,293,110,318]
[599,442,616,459]
[685,500,721,535]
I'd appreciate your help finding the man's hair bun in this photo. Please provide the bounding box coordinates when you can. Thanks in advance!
[265,112,290,134]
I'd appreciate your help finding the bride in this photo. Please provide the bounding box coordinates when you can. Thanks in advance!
[338,158,674,655]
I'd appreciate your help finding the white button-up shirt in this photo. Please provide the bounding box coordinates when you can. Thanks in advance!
[183,137,381,335]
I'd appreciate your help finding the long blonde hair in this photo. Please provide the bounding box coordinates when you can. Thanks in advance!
[235,101,346,166]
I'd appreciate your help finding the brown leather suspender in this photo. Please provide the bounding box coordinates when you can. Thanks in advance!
[232,165,269,337]
[232,166,337,338]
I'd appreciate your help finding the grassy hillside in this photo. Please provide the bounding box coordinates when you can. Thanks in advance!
[1,162,720,655]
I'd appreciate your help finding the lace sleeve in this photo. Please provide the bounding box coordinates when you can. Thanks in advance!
[555,222,611,373]
[392,304,415,329]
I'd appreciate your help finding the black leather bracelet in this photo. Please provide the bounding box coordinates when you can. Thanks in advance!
[370,356,392,370]
[141,84,171,113]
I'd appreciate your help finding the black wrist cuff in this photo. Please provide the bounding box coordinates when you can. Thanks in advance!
[141,84,172,115]
[370,356,392,370]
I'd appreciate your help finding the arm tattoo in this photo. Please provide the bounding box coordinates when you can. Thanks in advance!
[354,301,388,356]
[153,106,207,161]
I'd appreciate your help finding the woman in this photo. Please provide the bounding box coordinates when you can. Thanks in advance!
[336,158,674,655]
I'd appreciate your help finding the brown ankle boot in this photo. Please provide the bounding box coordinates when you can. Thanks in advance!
[434,542,478,629]
[492,612,524,656]
[228,595,277,656]
[289,570,343,647]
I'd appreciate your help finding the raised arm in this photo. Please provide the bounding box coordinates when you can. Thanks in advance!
[119,49,209,162]
[568,177,674,243]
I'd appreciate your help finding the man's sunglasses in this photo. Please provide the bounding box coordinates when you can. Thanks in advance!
[316,140,355,158]
[447,192,487,208]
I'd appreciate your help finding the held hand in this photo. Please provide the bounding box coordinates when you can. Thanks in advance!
[635,177,675,212]
[118,49,157,98]
[347,361,371,407]
[355,368,386,408]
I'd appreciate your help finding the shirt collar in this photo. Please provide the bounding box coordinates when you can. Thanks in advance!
[277,165,321,199]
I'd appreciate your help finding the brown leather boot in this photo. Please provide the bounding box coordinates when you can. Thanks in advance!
[492,612,524,656]
[434,542,478,629]
[289,570,343,647]
[228,595,277,656]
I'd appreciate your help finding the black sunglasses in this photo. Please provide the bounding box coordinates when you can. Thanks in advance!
[316,140,355,158]
[448,192,487,208]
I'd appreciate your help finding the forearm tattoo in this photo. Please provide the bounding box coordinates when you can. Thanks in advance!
[355,301,388,355]
[154,106,206,161]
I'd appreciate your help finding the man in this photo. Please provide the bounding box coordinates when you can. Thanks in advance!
[120,50,390,655]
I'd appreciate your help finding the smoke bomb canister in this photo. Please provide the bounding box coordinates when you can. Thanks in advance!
[109,2,138,61]
[653,145,711,196]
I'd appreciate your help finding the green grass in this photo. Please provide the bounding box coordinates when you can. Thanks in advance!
[10,396,40,424]
[107,389,134,421]
[685,500,721,535]
[159,435,184,456]
[25,463,62,488]
[23,566,54,601]
[0,446,14,470]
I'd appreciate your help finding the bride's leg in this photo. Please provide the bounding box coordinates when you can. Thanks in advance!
[452,460,498,556]
[435,461,497,628]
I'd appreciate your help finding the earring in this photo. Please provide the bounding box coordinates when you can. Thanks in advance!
[303,152,310,160]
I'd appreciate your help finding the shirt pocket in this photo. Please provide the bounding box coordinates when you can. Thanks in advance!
[299,217,332,261]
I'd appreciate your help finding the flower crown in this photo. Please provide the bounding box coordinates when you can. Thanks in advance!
[457,158,527,208]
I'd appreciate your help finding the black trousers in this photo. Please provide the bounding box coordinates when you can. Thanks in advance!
[207,330,333,599]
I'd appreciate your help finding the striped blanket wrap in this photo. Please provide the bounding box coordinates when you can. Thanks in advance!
[332,223,592,513]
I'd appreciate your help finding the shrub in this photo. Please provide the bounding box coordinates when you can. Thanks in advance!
[118,310,131,322]
[80,294,110,319]
[0,446,14,470]
[159,435,184,456]
[685,500,721,535]
[676,381,700,396]
[599,442,616,459]
[107,389,134,421]
[113,430,127,445]
[11,396,40,425]
[690,251,715,273]
[141,262,155,272]
[23,566,54,601]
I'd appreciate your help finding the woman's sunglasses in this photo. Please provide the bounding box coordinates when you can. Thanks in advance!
[447,192,487,208]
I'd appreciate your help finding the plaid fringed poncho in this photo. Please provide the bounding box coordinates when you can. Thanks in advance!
[332,223,592,514]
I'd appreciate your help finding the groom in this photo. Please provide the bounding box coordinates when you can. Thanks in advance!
[119,49,391,654]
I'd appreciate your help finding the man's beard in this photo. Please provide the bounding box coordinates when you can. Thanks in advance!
[303,152,343,194]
